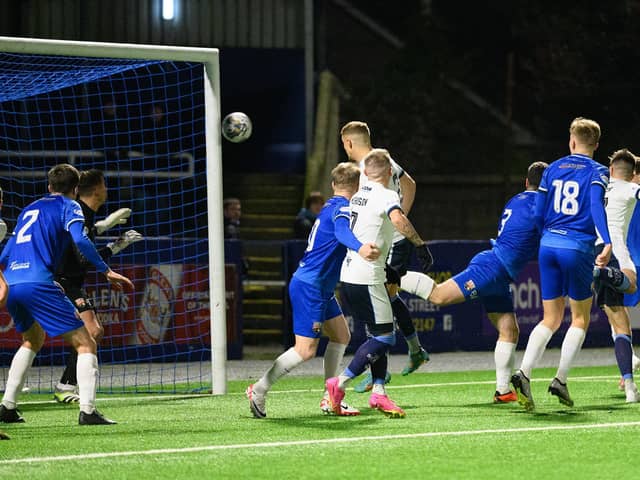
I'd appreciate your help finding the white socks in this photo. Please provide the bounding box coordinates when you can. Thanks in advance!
[323,342,347,379]
[400,271,435,300]
[494,341,516,394]
[555,326,585,384]
[520,324,553,379]
[1,346,36,409]
[254,348,304,395]
[77,353,99,415]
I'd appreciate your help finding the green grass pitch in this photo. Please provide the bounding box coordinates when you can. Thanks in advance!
[1,365,638,479]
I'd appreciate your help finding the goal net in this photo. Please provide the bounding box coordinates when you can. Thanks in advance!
[0,37,227,394]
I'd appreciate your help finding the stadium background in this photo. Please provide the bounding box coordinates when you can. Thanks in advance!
[1,0,639,364]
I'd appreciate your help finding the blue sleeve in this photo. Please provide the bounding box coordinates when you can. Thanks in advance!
[0,235,15,269]
[69,221,110,273]
[590,183,611,245]
[334,215,363,252]
[533,189,546,233]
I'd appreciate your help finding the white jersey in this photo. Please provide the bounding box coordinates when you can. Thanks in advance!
[596,177,640,271]
[359,154,406,244]
[340,180,402,285]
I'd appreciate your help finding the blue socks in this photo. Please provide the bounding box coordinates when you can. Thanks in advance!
[346,337,392,378]
[614,334,634,379]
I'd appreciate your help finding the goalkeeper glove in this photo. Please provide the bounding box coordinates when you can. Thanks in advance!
[415,243,433,273]
[107,230,143,255]
[95,208,132,234]
[385,264,401,285]
[0,218,6,243]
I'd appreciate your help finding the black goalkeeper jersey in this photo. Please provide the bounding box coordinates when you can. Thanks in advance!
[55,199,113,287]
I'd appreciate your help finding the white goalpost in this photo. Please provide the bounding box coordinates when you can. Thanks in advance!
[0,36,228,395]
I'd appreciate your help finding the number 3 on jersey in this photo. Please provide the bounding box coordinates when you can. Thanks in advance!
[552,180,579,215]
[16,209,39,244]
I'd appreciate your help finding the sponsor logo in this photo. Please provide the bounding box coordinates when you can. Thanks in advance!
[464,280,476,291]
[9,261,29,270]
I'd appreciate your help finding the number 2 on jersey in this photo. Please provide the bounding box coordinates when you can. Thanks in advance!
[16,209,39,244]
[552,180,579,215]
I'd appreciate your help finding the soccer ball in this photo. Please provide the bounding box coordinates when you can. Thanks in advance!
[221,112,252,143]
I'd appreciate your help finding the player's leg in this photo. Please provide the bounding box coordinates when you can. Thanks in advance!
[512,246,564,410]
[389,286,430,375]
[488,312,519,403]
[63,325,114,425]
[55,292,101,403]
[247,277,319,418]
[321,313,361,415]
[549,249,595,407]
[368,347,405,418]
[1,284,44,423]
[326,283,400,415]
[387,239,429,375]
[605,304,638,401]
[0,321,44,423]
[594,265,636,293]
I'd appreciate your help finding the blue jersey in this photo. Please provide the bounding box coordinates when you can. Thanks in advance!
[293,195,351,292]
[493,190,539,280]
[627,202,640,266]
[0,194,85,284]
[537,154,609,253]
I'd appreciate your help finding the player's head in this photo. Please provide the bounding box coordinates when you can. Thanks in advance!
[608,148,637,181]
[340,121,372,161]
[331,162,360,195]
[223,197,242,222]
[363,148,392,182]
[633,158,640,185]
[525,161,548,190]
[78,169,107,206]
[48,164,80,197]
[569,117,600,154]
[305,191,325,215]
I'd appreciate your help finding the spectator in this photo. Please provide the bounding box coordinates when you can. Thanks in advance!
[294,191,325,239]
[223,197,242,239]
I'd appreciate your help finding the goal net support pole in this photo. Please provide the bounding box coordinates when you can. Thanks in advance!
[0,36,227,394]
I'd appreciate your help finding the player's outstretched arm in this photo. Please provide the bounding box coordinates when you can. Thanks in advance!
[103,269,134,291]
[591,183,612,266]
[389,209,433,272]
[94,208,132,234]
[399,172,416,215]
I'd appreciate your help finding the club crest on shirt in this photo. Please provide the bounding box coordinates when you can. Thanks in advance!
[464,279,478,299]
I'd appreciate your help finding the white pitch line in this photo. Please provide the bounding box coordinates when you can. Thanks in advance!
[16,374,620,406]
[3,421,640,465]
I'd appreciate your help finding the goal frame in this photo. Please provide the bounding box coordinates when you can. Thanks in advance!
[0,35,227,394]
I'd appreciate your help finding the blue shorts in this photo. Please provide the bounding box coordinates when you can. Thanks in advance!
[451,250,514,313]
[289,276,342,338]
[7,282,83,337]
[539,245,594,301]
[624,266,640,307]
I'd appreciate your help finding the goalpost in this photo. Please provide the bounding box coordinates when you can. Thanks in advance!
[0,36,228,395]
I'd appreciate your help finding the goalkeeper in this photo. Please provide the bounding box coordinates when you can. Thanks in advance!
[53,170,143,403]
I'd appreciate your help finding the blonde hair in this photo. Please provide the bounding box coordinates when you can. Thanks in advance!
[363,148,391,178]
[569,117,601,147]
[331,162,360,189]
[340,121,371,147]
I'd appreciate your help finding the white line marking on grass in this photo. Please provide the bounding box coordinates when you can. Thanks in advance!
[3,421,640,465]
[17,374,621,405]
